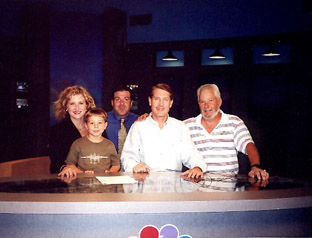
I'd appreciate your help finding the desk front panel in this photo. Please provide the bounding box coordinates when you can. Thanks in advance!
[0,172,311,237]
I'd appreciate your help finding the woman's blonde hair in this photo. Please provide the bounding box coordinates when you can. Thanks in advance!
[54,85,95,120]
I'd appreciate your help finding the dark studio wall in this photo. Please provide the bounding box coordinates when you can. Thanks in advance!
[0,1,311,178]
[0,3,50,161]
[49,11,104,126]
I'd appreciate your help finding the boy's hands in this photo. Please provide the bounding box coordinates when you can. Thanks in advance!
[84,170,94,174]
[58,167,77,177]
[58,165,82,177]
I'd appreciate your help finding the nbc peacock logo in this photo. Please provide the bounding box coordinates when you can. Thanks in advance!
[129,224,192,238]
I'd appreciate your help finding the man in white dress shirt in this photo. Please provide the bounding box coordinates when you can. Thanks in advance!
[121,83,207,179]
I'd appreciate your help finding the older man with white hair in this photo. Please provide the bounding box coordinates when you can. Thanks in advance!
[184,84,269,180]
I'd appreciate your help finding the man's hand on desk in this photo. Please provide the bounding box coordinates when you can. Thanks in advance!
[248,177,269,189]
[133,163,150,173]
[181,167,203,179]
[133,172,149,181]
[180,175,202,183]
[248,167,269,180]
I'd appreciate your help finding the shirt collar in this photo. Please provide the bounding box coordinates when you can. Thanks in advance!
[149,113,170,127]
[111,111,131,122]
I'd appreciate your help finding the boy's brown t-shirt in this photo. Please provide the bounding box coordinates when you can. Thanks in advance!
[65,136,119,172]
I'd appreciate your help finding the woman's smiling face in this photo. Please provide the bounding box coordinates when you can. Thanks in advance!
[66,94,87,120]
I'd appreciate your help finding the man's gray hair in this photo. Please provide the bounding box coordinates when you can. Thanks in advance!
[197,84,221,101]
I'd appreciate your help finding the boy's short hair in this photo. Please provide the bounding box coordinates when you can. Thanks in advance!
[84,107,107,123]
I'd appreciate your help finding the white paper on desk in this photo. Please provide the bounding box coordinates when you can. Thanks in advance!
[96,176,137,185]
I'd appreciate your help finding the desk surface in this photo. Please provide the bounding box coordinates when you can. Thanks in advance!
[0,172,312,214]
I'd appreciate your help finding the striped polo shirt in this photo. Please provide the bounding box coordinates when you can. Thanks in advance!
[184,111,254,174]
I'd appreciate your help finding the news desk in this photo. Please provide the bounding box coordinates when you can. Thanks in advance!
[0,172,311,238]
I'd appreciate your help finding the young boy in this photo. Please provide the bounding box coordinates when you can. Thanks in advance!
[58,108,120,177]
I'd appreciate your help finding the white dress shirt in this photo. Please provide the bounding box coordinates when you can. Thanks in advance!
[121,115,207,172]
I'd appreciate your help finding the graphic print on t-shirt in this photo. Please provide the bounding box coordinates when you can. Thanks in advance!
[81,153,108,164]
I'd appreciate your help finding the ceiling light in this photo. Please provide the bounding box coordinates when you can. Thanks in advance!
[162,50,178,61]
[209,48,226,59]
[262,45,280,57]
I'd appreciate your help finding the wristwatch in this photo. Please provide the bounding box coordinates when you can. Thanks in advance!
[251,164,261,169]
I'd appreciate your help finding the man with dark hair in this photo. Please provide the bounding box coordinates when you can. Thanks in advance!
[106,86,139,156]
[121,83,207,179]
